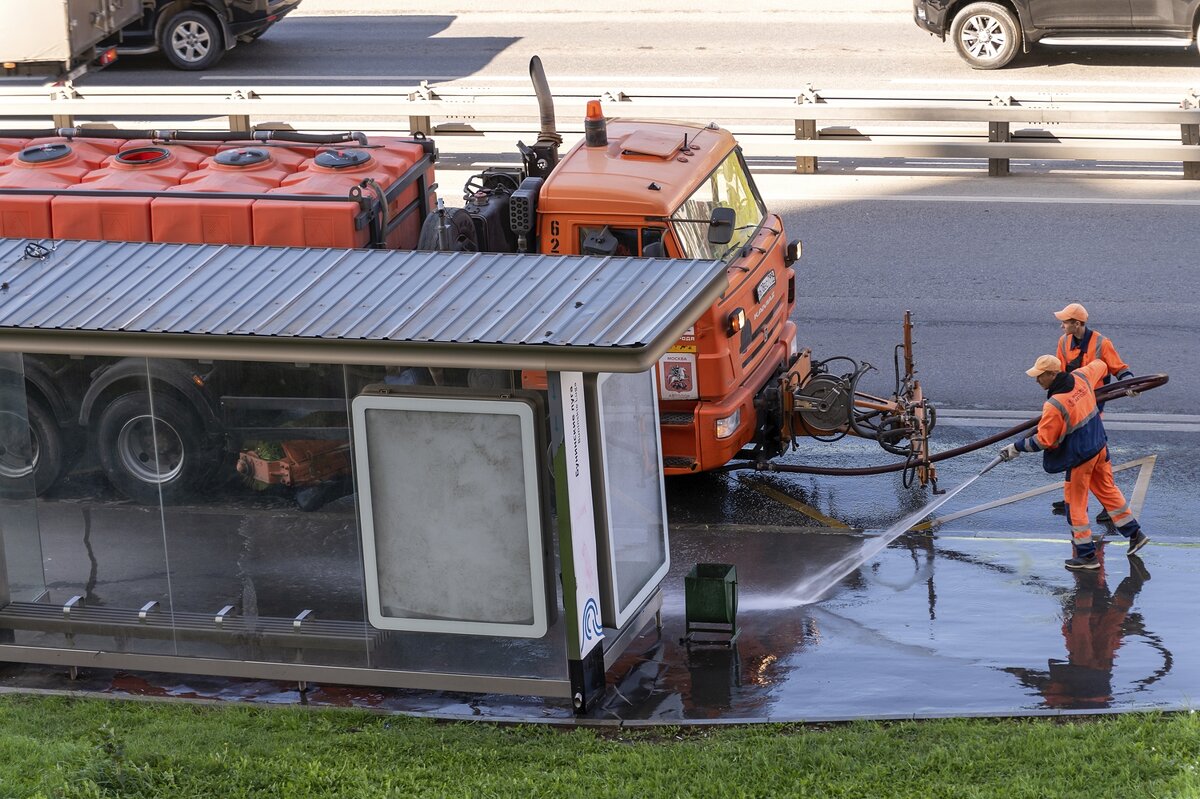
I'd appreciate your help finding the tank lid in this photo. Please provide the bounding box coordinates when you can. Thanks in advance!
[314,148,371,169]
[214,147,270,167]
[116,147,171,166]
[18,143,72,164]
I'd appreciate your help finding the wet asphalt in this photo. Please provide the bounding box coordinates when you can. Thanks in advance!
[1,420,1194,722]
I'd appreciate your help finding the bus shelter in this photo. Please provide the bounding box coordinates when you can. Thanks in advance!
[0,238,727,712]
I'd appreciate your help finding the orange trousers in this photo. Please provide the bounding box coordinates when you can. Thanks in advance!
[1065,445,1136,556]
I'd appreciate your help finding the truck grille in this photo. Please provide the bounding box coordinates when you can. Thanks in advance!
[663,456,698,470]
[660,412,695,426]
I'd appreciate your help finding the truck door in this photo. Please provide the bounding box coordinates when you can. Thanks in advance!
[1028,0,1131,27]
[1128,0,1190,26]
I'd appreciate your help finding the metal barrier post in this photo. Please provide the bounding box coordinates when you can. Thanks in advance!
[1182,124,1200,180]
[795,87,823,174]
[989,96,1012,177]
[795,119,817,174]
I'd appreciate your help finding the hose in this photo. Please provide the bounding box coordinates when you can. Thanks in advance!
[7,128,368,145]
[719,374,1169,475]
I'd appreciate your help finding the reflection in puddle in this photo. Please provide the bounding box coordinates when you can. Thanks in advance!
[1004,554,1169,710]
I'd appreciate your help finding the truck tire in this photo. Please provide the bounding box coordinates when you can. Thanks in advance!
[96,392,220,504]
[0,393,64,498]
[161,9,225,71]
[952,2,1020,69]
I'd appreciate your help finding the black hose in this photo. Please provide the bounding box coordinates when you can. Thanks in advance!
[7,128,367,145]
[719,374,1169,475]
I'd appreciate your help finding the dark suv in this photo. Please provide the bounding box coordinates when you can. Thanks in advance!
[118,0,303,70]
[914,0,1200,68]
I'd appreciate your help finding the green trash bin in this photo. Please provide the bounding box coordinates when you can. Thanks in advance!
[682,563,739,646]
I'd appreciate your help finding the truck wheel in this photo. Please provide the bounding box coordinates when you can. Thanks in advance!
[951,2,1020,69]
[161,9,225,71]
[97,392,219,504]
[0,393,64,498]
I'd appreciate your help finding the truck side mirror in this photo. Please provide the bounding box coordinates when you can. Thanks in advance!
[707,207,736,245]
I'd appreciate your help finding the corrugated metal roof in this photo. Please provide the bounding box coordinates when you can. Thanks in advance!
[0,239,727,371]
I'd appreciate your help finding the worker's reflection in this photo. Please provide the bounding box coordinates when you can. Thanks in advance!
[1007,556,1151,709]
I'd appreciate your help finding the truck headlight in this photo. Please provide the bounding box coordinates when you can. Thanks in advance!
[716,408,741,439]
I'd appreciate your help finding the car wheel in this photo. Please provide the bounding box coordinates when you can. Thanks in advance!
[0,393,64,498]
[161,9,225,70]
[97,392,220,504]
[952,2,1021,69]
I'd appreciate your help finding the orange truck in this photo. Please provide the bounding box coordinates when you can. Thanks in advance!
[0,58,933,507]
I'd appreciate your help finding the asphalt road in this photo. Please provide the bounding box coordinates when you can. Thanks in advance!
[7,0,1192,423]
[43,0,1197,419]
[75,0,1200,94]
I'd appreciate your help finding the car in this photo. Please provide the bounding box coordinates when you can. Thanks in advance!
[118,0,303,70]
[913,0,1200,69]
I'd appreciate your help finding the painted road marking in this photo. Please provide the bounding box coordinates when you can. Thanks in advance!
[738,475,850,529]
[890,78,1196,88]
[200,74,716,83]
[910,455,1156,531]
[799,194,1200,209]
[935,410,1200,433]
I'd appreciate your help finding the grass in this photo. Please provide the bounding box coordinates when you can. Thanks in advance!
[0,695,1197,798]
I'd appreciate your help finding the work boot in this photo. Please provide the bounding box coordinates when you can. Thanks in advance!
[1065,553,1101,570]
[1096,509,1112,525]
[1052,500,1067,515]
[1127,530,1150,557]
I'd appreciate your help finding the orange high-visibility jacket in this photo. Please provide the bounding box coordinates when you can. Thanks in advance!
[1017,360,1108,472]
[1056,327,1133,388]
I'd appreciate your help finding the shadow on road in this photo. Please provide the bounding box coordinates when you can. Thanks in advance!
[79,15,520,86]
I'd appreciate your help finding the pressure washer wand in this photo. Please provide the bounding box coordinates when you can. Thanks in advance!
[790,453,1006,606]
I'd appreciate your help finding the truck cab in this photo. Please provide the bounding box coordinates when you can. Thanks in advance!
[535,118,799,473]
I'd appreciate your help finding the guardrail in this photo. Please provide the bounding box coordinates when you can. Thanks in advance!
[3,84,1200,177]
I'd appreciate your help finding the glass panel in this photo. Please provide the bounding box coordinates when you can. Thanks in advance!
[670,148,766,263]
[149,358,370,668]
[4,356,175,655]
[2,354,569,683]
[0,353,44,605]
[595,370,670,625]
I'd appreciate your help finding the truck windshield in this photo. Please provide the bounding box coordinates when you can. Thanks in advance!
[670,149,766,263]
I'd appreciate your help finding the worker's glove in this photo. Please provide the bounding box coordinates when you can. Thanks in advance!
[999,443,1020,462]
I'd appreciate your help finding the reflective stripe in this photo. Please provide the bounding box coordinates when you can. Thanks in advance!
[1070,523,1091,533]
[1091,332,1105,360]
[1109,502,1131,518]
[1072,528,1093,542]
[1067,406,1098,433]
[1047,397,1070,445]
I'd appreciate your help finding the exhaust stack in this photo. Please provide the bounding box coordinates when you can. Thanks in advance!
[527,56,562,178]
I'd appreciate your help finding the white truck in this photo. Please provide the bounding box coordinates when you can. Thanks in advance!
[0,0,140,79]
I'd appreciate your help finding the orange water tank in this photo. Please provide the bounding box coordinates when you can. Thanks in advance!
[151,146,307,244]
[253,140,434,248]
[51,145,211,242]
[0,139,30,165]
[0,141,120,237]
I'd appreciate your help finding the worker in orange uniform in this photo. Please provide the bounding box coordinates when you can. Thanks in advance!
[1054,302,1134,390]
[999,355,1150,570]
[1051,302,1135,521]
